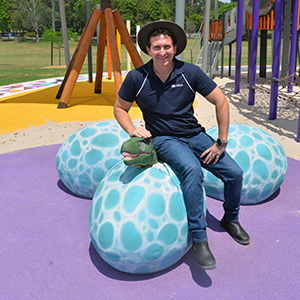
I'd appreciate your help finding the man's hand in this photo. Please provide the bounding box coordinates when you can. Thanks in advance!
[114,96,152,138]
[130,127,152,138]
[201,143,226,164]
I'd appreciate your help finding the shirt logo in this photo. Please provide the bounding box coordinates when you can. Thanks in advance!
[171,84,183,88]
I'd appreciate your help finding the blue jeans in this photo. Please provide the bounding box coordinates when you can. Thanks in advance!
[153,131,243,243]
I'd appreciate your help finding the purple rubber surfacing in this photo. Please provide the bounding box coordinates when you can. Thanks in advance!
[0,144,299,299]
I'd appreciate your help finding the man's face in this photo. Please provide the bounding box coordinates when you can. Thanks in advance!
[146,34,177,68]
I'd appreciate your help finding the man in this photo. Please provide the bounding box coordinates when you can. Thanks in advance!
[114,20,250,270]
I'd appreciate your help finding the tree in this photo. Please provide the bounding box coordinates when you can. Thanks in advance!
[112,0,172,34]
[42,28,79,65]
[65,0,99,34]
[6,0,236,38]
[211,2,238,19]
[160,0,175,20]
[145,0,171,22]
[11,0,44,42]
[39,0,61,31]
[113,0,139,33]
[0,0,13,36]
[186,0,206,17]
[189,13,202,29]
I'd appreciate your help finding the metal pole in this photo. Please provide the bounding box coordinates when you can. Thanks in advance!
[259,30,267,77]
[51,0,56,31]
[221,11,225,78]
[229,44,232,76]
[248,0,259,106]
[281,0,292,82]
[96,4,100,43]
[247,15,251,83]
[288,0,299,91]
[269,0,284,120]
[51,0,55,66]
[86,0,93,83]
[136,25,141,55]
[290,1,300,142]
[235,0,243,94]
[202,0,211,74]
[215,0,218,20]
[214,0,219,75]
[127,20,131,73]
[175,0,185,61]
[58,0,70,68]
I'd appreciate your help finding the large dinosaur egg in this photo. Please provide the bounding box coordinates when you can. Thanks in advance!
[203,123,288,204]
[89,162,206,274]
[56,120,129,198]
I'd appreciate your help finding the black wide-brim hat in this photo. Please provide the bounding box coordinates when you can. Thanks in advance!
[137,20,187,56]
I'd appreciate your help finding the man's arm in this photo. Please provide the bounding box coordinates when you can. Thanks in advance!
[200,86,230,164]
[114,96,152,138]
[206,86,230,143]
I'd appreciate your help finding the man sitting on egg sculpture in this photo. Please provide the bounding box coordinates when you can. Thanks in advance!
[114,19,250,270]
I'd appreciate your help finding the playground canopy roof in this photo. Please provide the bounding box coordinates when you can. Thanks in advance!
[244,0,276,16]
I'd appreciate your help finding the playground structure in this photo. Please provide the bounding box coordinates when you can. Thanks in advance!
[242,0,300,142]
[56,0,143,108]
[191,0,300,142]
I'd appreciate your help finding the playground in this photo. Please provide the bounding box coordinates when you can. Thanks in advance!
[0,0,300,299]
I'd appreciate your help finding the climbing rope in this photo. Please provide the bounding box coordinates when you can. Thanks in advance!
[252,68,300,106]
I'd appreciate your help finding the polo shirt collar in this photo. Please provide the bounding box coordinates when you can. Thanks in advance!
[142,58,185,79]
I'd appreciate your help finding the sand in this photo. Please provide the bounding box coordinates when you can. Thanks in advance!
[0,74,299,160]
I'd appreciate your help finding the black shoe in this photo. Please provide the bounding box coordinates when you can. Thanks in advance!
[193,241,217,270]
[220,217,250,245]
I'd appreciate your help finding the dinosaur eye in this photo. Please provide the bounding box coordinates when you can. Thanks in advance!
[144,138,151,145]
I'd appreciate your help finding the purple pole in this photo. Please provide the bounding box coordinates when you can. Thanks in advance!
[288,0,300,142]
[269,0,284,120]
[235,0,243,94]
[248,0,259,105]
[288,0,299,92]
[298,110,300,142]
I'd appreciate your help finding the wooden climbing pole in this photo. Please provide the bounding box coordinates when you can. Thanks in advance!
[56,0,143,108]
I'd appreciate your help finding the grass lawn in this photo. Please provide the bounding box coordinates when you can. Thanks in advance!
[0,37,274,86]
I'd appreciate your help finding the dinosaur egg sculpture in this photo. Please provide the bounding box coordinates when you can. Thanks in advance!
[56,120,129,198]
[203,123,288,204]
[89,161,206,274]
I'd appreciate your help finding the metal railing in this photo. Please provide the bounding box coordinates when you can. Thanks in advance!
[190,19,204,64]
[209,19,223,77]
[190,18,223,77]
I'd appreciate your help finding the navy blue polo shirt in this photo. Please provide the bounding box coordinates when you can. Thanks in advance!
[118,58,217,138]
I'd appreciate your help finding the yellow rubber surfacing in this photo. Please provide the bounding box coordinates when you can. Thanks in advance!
[0,78,142,134]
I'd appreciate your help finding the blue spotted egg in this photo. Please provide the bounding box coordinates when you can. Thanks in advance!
[56,120,129,198]
[203,123,288,204]
[89,162,206,274]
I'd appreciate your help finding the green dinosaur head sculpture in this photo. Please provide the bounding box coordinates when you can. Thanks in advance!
[121,137,158,167]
